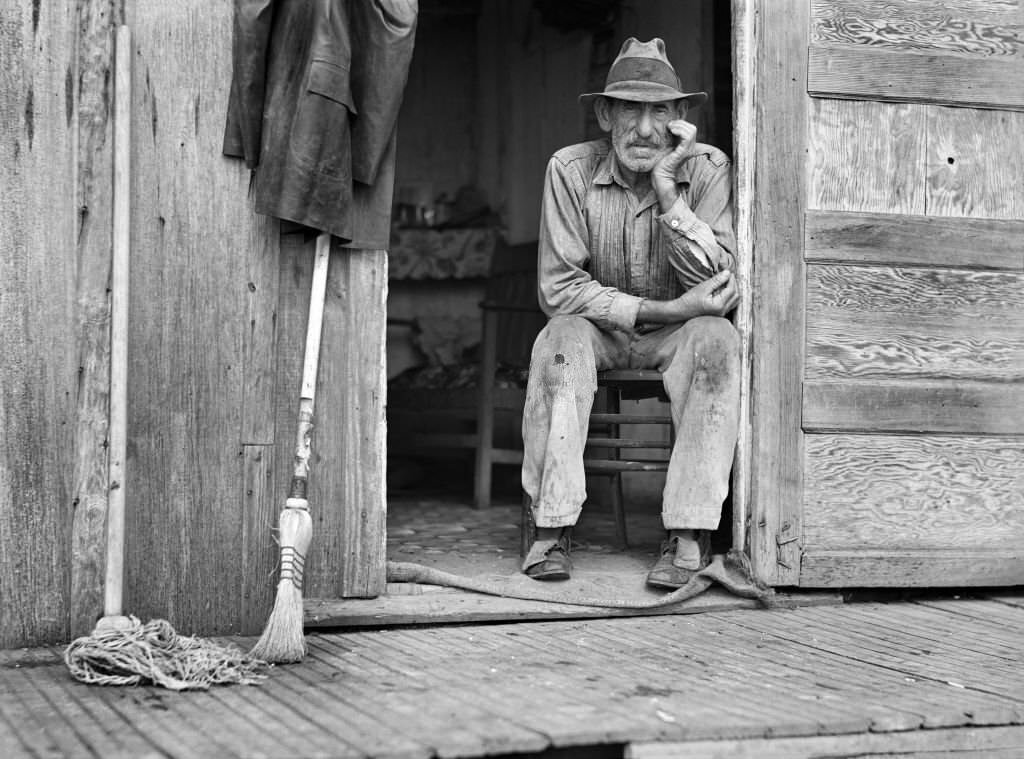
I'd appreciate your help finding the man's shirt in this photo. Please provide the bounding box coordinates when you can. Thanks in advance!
[537,138,736,332]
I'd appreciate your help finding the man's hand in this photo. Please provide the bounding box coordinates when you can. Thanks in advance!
[679,269,739,317]
[652,119,698,213]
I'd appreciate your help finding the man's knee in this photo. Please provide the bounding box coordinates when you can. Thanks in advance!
[687,316,739,354]
[686,317,740,393]
[529,316,598,392]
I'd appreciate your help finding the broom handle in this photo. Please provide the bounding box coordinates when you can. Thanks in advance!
[103,25,132,620]
[289,234,331,498]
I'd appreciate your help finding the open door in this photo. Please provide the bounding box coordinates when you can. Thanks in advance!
[747,0,1024,587]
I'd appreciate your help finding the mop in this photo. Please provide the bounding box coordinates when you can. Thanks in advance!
[64,26,265,690]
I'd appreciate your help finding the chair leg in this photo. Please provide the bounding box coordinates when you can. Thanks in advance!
[609,473,628,550]
[473,311,499,509]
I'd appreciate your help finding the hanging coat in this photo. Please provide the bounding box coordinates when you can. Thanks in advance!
[223,0,418,247]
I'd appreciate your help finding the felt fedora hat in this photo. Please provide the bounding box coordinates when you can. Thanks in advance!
[579,37,707,107]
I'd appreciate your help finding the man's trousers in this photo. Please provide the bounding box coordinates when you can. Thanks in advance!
[521,314,740,531]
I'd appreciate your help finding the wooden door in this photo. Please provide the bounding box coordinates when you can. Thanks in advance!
[748,0,1024,587]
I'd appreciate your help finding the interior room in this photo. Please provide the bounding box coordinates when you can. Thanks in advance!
[384,0,734,585]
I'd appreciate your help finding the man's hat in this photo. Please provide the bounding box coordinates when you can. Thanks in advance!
[579,37,707,107]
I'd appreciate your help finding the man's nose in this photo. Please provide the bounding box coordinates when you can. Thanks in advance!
[635,107,655,138]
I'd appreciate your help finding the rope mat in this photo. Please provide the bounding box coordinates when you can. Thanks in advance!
[64,617,267,690]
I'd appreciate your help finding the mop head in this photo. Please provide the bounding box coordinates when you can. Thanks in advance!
[64,617,267,690]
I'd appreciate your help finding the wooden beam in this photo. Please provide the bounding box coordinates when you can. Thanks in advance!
[805,210,1024,271]
[799,550,1024,588]
[808,44,1024,110]
[748,0,808,584]
[803,379,1024,435]
[629,724,1024,759]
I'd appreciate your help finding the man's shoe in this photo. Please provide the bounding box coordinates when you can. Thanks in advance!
[523,528,572,581]
[646,533,706,589]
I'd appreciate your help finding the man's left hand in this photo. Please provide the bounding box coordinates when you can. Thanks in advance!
[652,119,697,212]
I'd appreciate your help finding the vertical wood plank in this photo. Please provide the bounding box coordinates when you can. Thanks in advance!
[240,444,276,634]
[0,0,79,646]
[274,238,388,599]
[808,98,927,214]
[68,1,117,637]
[748,0,808,584]
[926,105,1024,220]
[123,1,277,634]
[311,247,389,598]
[730,0,756,553]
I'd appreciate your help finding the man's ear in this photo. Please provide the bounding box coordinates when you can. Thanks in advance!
[678,101,689,120]
[594,97,613,132]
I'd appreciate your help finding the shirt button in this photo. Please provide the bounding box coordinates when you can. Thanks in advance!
[669,218,680,229]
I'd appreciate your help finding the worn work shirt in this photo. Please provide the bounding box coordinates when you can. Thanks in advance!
[537,138,736,332]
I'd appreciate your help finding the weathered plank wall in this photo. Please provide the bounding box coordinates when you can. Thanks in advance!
[799,0,1024,586]
[0,0,80,647]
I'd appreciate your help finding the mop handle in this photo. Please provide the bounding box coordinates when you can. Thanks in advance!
[288,234,330,499]
[104,24,132,618]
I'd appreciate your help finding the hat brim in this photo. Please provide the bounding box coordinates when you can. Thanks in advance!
[579,84,708,108]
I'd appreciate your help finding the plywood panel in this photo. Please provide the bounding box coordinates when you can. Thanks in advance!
[800,550,1024,587]
[805,264,1024,381]
[123,1,278,634]
[0,0,78,647]
[803,434,1024,549]
[748,0,809,584]
[808,45,1024,110]
[803,379,1024,435]
[812,0,1024,57]
[926,106,1024,219]
[805,210,1024,270]
[808,98,926,214]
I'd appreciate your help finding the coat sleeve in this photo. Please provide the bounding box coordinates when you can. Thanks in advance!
[348,0,418,185]
[223,0,275,167]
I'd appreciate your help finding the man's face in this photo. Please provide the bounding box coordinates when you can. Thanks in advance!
[599,98,685,174]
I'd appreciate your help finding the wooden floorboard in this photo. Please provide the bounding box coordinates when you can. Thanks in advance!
[3,598,1024,758]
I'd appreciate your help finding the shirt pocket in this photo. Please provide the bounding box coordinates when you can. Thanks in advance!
[288,59,355,178]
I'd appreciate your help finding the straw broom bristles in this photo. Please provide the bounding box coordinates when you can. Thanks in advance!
[250,499,312,663]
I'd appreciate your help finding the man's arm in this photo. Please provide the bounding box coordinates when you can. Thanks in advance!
[637,269,739,324]
[652,121,737,291]
[537,155,643,332]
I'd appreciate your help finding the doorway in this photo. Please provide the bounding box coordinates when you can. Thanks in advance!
[383,0,740,602]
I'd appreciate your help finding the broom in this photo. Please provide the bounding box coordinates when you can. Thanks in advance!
[65,25,264,689]
[249,232,331,663]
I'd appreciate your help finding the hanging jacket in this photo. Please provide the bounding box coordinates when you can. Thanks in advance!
[223,0,418,246]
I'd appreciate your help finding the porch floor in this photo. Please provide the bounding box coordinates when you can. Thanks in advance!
[4,593,1024,758]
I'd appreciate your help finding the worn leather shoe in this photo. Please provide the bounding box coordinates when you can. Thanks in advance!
[523,528,572,581]
[646,533,707,589]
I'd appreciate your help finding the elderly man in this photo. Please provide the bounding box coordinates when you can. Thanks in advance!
[521,38,740,589]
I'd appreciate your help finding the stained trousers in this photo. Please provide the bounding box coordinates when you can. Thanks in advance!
[521,315,740,531]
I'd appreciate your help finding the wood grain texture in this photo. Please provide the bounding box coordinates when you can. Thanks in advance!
[274,238,388,599]
[122,1,277,634]
[805,264,1024,381]
[800,549,1024,587]
[731,0,757,553]
[803,379,1024,434]
[805,210,1024,270]
[240,445,275,631]
[1,0,79,647]
[808,98,926,214]
[68,1,116,638]
[808,44,1024,110]
[748,0,810,584]
[632,725,1024,759]
[812,0,1024,57]
[803,433,1024,549]
[926,106,1024,219]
